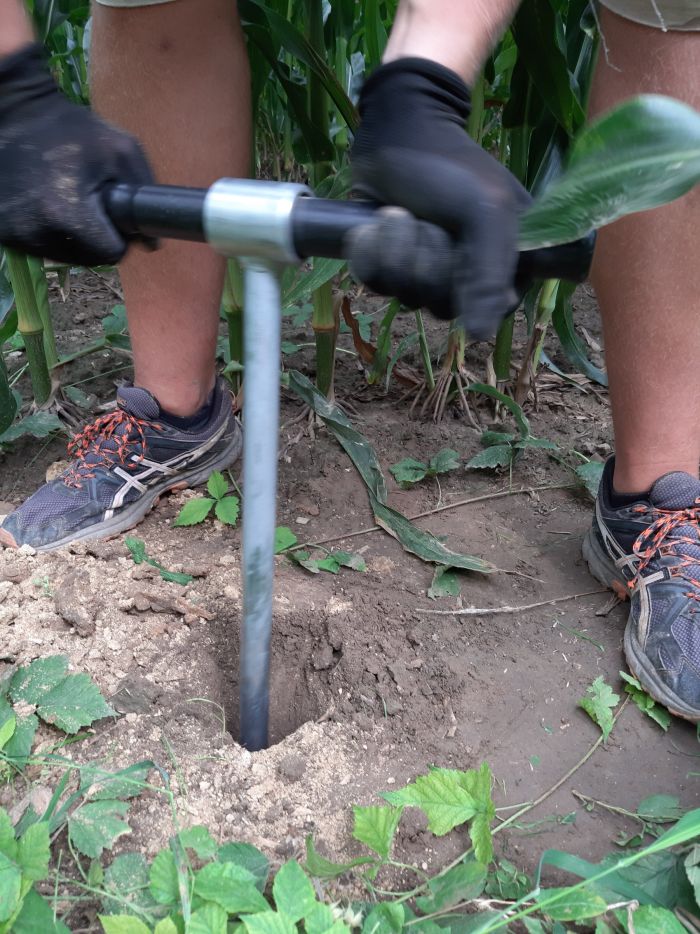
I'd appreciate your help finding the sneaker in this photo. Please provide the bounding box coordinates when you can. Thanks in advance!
[0,378,242,553]
[583,457,700,722]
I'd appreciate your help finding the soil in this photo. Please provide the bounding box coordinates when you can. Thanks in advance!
[0,272,698,922]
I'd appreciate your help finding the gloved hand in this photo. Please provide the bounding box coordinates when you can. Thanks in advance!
[0,43,154,265]
[349,58,531,340]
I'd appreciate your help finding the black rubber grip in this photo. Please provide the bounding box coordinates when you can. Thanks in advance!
[104,183,593,282]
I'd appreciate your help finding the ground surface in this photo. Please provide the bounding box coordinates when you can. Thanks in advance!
[0,273,698,919]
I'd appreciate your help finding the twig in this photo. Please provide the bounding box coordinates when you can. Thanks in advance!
[89,268,124,300]
[493,697,631,835]
[417,589,606,616]
[289,482,574,552]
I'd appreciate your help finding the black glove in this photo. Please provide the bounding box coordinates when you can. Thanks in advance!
[349,58,531,340]
[0,43,154,265]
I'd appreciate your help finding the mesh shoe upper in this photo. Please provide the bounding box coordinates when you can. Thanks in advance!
[1,379,240,551]
[589,458,700,718]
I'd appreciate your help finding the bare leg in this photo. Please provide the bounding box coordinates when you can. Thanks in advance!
[589,8,700,492]
[90,0,250,416]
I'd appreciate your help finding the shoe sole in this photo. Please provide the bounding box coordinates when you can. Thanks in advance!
[0,423,242,554]
[583,526,700,723]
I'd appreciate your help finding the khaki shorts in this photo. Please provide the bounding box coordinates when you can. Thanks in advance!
[94,0,700,30]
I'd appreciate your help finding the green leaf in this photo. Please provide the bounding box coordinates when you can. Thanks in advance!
[520,95,700,249]
[428,566,461,600]
[303,836,375,880]
[684,845,700,907]
[0,411,63,444]
[467,384,531,438]
[103,852,157,917]
[480,431,515,447]
[149,849,180,907]
[68,800,131,859]
[218,843,269,892]
[361,903,403,934]
[282,259,346,307]
[636,794,684,823]
[274,527,298,554]
[36,673,115,733]
[372,497,495,574]
[620,671,671,731]
[272,860,316,922]
[537,886,608,921]
[512,0,585,136]
[11,889,69,934]
[187,902,229,934]
[578,676,620,742]
[304,903,337,934]
[427,449,461,475]
[466,445,514,470]
[207,471,229,501]
[179,826,218,860]
[124,537,146,564]
[241,911,296,934]
[0,811,15,861]
[390,458,428,488]
[618,905,686,933]
[215,495,240,526]
[174,498,215,527]
[154,921,179,934]
[352,806,403,860]
[100,917,152,934]
[3,714,38,764]
[17,822,49,881]
[382,763,495,861]
[9,655,68,705]
[575,462,604,501]
[82,761,153,801]
[194,862,269,915]
[415,858,487,913]
[332,552,366,573]
[0,852,21,923]
[552,282,608,386]
[0,716,14,752]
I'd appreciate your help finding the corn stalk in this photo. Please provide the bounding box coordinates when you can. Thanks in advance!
[4,250,52,407]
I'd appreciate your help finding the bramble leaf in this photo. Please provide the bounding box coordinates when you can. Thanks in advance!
[0,851,22,923]
[149,850,179,906]
[36,673,115,734]
[242,911,296,934]
[174,497,215,527]
[194,862,269,915]
[179,825,218,860]
[69,800,131,858]
[466,445,514,470]
[17,822,49,881]
[207,471,229,501]
[274,527,298,554]
[620,671,671,731]
[427,449,460,475]
[0,714,15,751]
[352,806,403,860]
[578,676,620,742]
[99,917,151,934]
[215,495,240,526]
[390,458,428,488]
[218,842,269,892]
[9,656,68,705]
[303,836,375,879]
[272,860,316,922]
[415,858,487,913]
[537,886,607,921]
[187,902,228,934]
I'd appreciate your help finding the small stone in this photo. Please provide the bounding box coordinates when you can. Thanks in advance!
[0,581,13,604]
[131,565,158,580]
[46,460,70,482]
[219,554,237,566]
[54,571,96,637]
[17,545,36,557]
[295,516,310,525]
[278,753,305,783]
[1,565,27,584]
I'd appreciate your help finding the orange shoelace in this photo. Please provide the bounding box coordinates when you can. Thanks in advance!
[631,500,700,600]
[64,410,162,489]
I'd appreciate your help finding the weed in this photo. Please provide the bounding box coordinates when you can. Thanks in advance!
[174,471,240,528]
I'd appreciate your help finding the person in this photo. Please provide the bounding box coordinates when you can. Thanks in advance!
[0,0,698,722]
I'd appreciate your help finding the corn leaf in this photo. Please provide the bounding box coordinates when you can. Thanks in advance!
[520,95,700,249]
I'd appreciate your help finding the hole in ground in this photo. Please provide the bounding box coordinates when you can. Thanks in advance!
[208,612,329,746]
